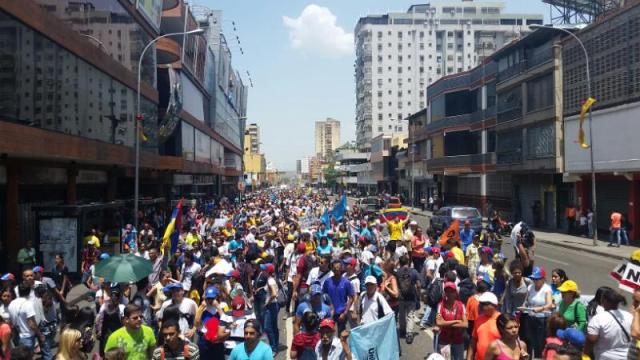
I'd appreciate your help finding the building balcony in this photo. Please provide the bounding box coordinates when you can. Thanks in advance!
[426,152,496,172]
[426,113,472,133]
[497,107,523,124]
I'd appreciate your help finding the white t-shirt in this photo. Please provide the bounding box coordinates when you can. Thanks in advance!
[306,267,333,288]
[14,281,43,301]
[511,221,524,253]
[346,273,361,312]
[587,309,633,360]
[394,245,409,259]
[360,292,393,325]
[287,253,303,283]
[265,276,277,304]
[181,262,202,292]
[8,297,37,338]
[525,283,552,317]
[158,298,198,335]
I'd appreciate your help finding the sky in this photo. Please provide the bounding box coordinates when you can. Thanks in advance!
[198,1,551,171]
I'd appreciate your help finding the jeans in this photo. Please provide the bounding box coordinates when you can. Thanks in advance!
[526,316,547,358]
[421,304,437,327]
[398,300,416,336]
[262,302,279,353]
[609,227,629,246]
[412,257,426,273]
[40,333,55,360]
[18,335,36,348]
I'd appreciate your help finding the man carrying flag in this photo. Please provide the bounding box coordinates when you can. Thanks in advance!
[161,199,184,257]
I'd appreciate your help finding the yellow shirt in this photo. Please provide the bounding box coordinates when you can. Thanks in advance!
[185,233,199,246]
[387,220,406,241]
[451,246,465,265]
[304,240,316,254]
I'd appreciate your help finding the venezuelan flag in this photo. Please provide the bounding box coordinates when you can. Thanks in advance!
[161,199,183,256]
[379,207,409,223]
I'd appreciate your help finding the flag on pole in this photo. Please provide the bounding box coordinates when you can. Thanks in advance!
[439,219,460,246]
[578,97,596,149]
[161,199,183,256]
[349,313,400,360]
[331,195,347,222]
[320,208,330,229]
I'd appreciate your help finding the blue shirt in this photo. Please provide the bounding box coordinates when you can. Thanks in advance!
[316,229,328,240]
[317,244,333,256]
[322,276,354,315]
[359,228,373,242]
[229,340,273,360]
[459,228,475,251]
[295,301,332,321]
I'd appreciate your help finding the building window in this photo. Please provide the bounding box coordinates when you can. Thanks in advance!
[378,126,383,132]
[420,55,424,62]
[378,31,383,38]
[398,113,403,120]
[527,124,554,158]
[377,91,383,97]
[527,74,554,112]
[377,67,382,74]
[377,101,383,109]
[420,43,424,50]
[420,31,424,38]
[378,113,383,120]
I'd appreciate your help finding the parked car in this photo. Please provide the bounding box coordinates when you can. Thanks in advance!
[430,206,483,234]
[357,196,384,215]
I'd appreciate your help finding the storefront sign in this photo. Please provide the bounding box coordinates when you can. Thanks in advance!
[173,174,193,185]
[77,170,107,184]
[193,175,214,185]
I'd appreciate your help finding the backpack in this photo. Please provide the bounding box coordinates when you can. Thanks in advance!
[426,278,444,307]
[398,267,416,301]
[457,279,476,304]
[160,343,190,360]
[359,292,387,321]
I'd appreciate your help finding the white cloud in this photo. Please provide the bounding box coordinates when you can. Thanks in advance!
[283,4,354,57]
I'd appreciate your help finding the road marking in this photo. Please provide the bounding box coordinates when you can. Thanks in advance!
[535,254,569,266]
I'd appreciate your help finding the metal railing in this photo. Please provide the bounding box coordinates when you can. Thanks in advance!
[496,107,522,123]
[426,152,495,169]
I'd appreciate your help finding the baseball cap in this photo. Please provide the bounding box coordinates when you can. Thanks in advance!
[410,220,418,226]
[32,266,44,273]
[87,239,96,245]
[557,328,585,348]
[232,296,246,317]
[227,270,241,279]
[260,263,275,273]
[310,284,322,296]
[365,275,378,285]
[528,266,546,280]
[0,273,14,281]
[480,246,493,255]
[443,282,457,291]
[431,247,441,255]
[99,253,110,261]
[557,280,579,293]
[204,286,218,299]
[319,318,335,330]
[478,292,499,305]
[342,257,357,267]
[165,282,183,291]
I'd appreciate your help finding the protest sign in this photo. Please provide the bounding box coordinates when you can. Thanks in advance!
[349,313,399,360]
[299,216,317,230]
[610,260,640,293]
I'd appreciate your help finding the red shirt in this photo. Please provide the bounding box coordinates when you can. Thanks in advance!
[472,311,501,360]
[291,331,320,354]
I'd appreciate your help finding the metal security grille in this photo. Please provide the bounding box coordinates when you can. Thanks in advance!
[563,5,640,115]
[527,124,554,159]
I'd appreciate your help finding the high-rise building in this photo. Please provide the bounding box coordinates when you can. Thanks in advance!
[354,2,543,150]
[314,118,341,159]
[245,123,260,154]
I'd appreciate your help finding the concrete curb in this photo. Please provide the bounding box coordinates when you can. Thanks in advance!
[536,239,627,261]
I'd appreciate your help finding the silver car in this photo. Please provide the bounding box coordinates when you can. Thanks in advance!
[430,206,483,233]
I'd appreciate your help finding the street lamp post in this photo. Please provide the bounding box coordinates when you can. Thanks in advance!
[135,28,204,230]
[530,24,597,246]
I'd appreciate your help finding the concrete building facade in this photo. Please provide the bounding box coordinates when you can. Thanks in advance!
[315,118,341,160]
[354,2,543,151]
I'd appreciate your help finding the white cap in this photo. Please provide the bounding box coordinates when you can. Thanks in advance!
[410,221,418,226]
[478,292,499,305]
[87,239,96,245]
[270,226,277,232]
[365,276,378,285]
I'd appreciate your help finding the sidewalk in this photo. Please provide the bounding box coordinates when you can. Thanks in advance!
[405,205,633,261]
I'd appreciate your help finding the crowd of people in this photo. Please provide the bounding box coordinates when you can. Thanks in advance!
[0,188,638,360]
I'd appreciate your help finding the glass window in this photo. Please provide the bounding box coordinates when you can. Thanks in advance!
[527,124,554,159]
[527,74,554,112]
[181,122,195,161]
[0,12,157,149]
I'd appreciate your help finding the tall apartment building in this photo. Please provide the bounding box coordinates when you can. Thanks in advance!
[354,2,543,150]
[245,123,260,154]
[314,118,341,159]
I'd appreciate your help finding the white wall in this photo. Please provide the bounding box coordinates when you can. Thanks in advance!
[564,102,640,173]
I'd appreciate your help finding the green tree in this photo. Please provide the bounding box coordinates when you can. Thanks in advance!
[324,163,338,190]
